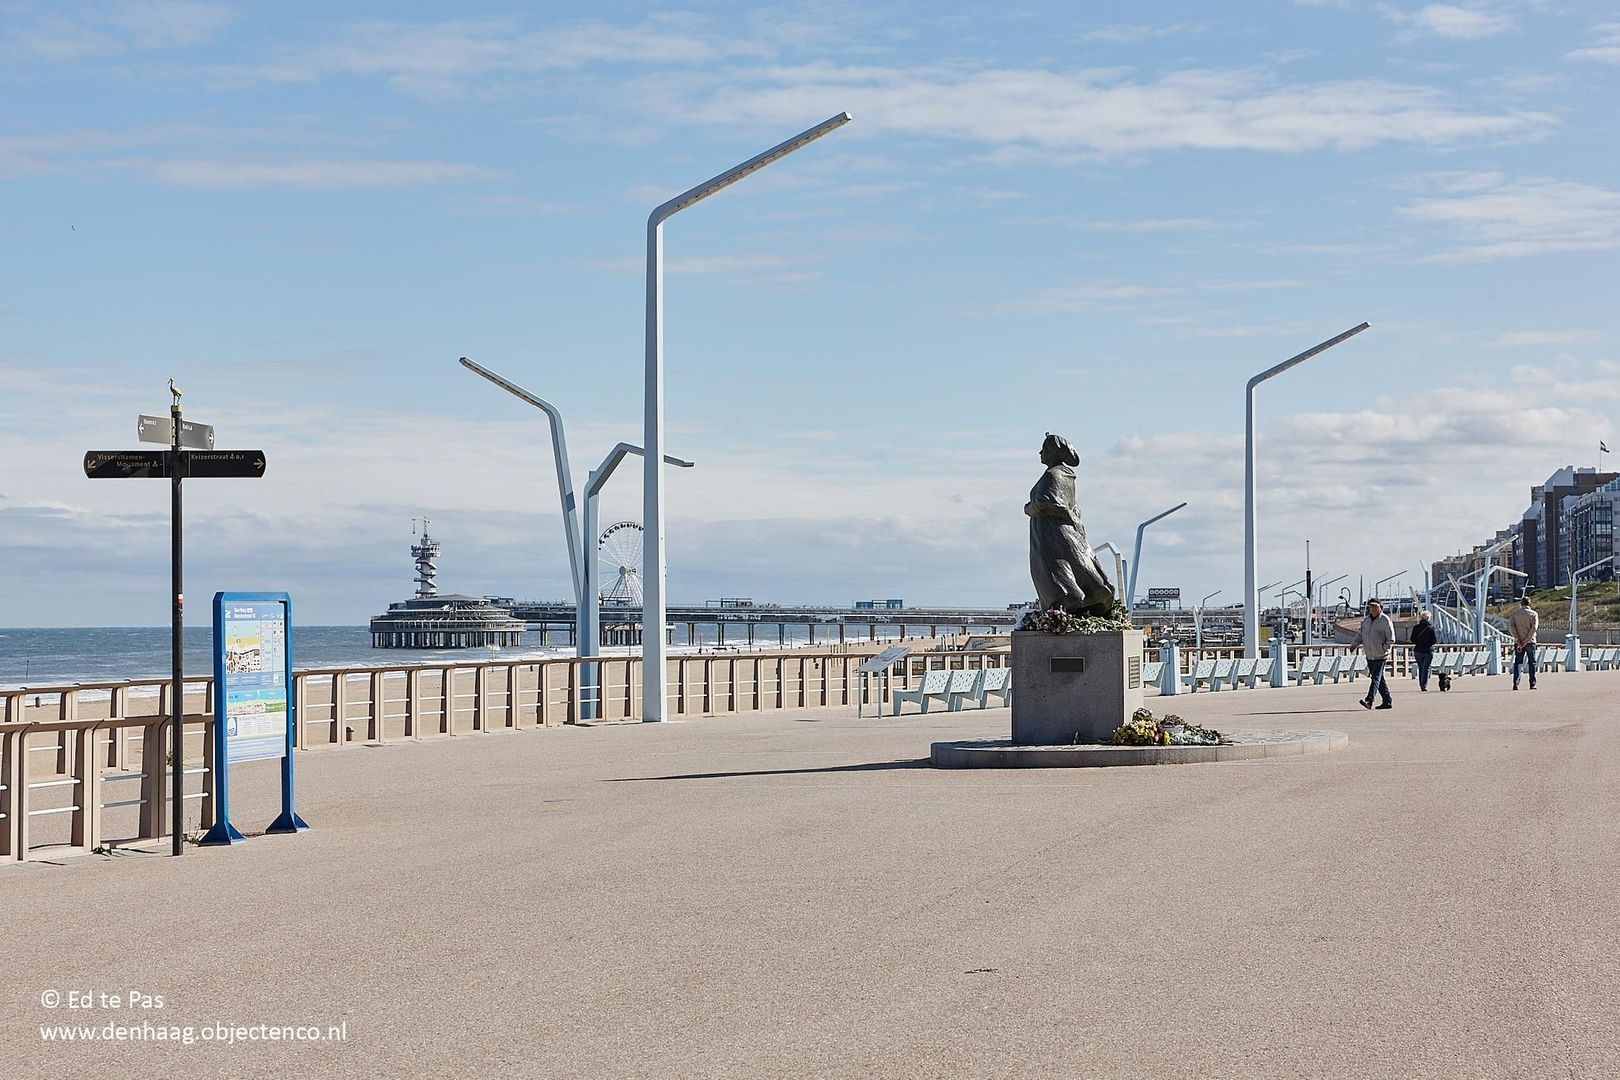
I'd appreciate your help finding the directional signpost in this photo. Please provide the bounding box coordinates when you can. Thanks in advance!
[83,383,267,856]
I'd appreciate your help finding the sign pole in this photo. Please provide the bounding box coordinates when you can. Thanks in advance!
[169,382,185,856]
[83,391,259,856]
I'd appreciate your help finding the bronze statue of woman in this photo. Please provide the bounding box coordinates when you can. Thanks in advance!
[1025,433,1116,616]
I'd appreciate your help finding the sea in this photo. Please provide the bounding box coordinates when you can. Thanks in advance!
[0,623,934,689]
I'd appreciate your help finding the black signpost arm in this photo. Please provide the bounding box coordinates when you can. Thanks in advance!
[170,390,184,857]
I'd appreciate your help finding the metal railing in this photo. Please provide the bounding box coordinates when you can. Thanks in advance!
[1,644,1008,862]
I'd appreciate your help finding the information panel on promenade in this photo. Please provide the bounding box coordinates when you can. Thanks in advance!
[219,599,289,762]
[203,590,309,845]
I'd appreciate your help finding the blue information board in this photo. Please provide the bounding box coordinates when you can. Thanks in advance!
[201,591,309,845]
[220,599,289,762]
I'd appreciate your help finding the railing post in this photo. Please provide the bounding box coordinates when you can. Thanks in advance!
[71,723,101,851]
[2,725,21,860]
[56,690,77,775]
[369,671,387,743]
[138,717,166,841]
[507,665,520,730]
[473,665,487,732]
[332,673,349,745]
[197,716,216,832]
[109,686,129,770]
[293,673,309,749]
[629,658,641,720]
[442,668,456,735]
[13,725,31,861]
[406,668,421,739]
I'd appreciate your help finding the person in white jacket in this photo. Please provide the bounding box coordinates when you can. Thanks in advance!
[1352,598,1396,710]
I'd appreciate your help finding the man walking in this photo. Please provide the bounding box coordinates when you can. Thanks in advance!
[1353,598,1396,710]
[1508,595,1540,690]
[1411,609,1438,691]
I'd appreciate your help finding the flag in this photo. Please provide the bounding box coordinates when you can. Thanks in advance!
[1603,441,1611,453]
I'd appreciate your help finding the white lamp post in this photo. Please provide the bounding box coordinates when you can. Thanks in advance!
[1126,502,1187,615]
[1565,556,1613,670]
[460,358,692,719]
[643,112,852,722]
[1195,589,1222,650]
[582,444,693,718]
[1243,323,1370,658]
[1311,574,1347,645]
[1093,541,1127,608]
[459,357,582,603]
[1372,571,1405,601]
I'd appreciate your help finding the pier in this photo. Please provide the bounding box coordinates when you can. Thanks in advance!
[503,599,1020,646]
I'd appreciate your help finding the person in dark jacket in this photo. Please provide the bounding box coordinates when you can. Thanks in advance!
[1411,609,1438,691]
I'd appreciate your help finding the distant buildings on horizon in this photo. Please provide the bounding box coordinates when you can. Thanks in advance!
[1433,465,1618,598]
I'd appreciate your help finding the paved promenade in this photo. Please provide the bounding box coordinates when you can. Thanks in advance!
[5,673,1618,1078]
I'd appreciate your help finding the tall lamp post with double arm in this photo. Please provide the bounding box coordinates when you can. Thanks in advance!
[1243,323,1370,657]
[642,112,852,723]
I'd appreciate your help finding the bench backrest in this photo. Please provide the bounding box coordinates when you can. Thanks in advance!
[1299,656,1322,674]
[918,670,951,693]
[1212,659,1234,678]
[945,670,979,694]
[1235,659,1257,677]
[1254,658,1274,676]
[980,667,1010,691]
[1192,660,1215,678]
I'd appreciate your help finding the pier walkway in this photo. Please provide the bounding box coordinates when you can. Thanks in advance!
[4,672,1618,1078]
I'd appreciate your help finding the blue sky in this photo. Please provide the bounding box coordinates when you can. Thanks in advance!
[2,0,1617,625]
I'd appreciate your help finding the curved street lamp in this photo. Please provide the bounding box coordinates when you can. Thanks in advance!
[643,112,852,723]
[1243,322,1370,657]
[1195,589,1222,650]
[1309,573,1347,646]
[1126,502,1188,614]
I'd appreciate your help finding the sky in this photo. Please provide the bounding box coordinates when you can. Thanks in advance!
[2,0,1618,627]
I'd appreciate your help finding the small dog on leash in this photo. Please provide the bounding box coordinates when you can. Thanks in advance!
[1436,672,1452,692]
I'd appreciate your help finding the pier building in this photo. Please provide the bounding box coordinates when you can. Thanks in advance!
[369,524,527,649]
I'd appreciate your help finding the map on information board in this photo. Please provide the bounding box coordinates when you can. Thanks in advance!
[220,600,289,762]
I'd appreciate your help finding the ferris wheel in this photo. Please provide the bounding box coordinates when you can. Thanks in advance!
[598,521,645,605]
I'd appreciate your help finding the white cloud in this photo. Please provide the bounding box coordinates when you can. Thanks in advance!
[144,159,496,189]
[1079,24,1204,45]
[6,1,232,60]
[1489,330,1605,347]
[668,63,1553,156]
[1567,22,1620,64]
[227,16,774,96]
[1381,3,1517,41]
[1398,174,1620,260]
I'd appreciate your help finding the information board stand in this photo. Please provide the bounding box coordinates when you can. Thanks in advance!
[200,591,310,845]
[856,645,911,717]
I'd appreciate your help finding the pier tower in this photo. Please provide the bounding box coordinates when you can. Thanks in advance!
[369,523,527,649]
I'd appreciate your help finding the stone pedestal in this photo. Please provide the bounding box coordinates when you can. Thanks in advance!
[1010,629,1145,745]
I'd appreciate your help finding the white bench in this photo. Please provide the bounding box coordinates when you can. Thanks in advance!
[1251,657,1274,687]
[1184,660,1218,692]
[1207,659,1236,691]
[1142,661,1163,689]
[1232,658,1257,689]
[1290,655,1323,686]
[892,670,951,714]
[949,667,1011,710]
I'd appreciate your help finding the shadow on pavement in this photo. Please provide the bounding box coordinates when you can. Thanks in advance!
[607,759,932,782]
